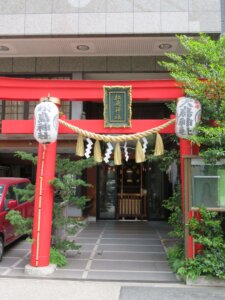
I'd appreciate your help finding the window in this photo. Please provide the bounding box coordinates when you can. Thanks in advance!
[28,101,38,120]
[0,101,25,120]
[4,186,16,210]
[16,182,29,204]
[60,101,71,119]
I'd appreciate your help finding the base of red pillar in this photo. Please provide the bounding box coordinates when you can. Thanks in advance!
[24,264,56,276]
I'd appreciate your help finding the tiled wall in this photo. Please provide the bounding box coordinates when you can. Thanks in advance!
[0,0,221,35]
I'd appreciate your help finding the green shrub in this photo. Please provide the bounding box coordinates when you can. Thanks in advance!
[167,245,184,273]
[162,186,183,239]
[50,248,67,267]
[178,208,225,280]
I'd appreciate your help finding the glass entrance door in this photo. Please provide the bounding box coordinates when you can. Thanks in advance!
[145,160,171,220]
[97,163,117,219]
[97,161,146,220]
[97,160,171,220]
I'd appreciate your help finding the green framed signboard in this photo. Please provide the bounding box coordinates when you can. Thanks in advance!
[103,86,132,128]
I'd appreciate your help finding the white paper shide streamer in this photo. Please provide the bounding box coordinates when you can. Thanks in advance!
[85,138,93,158]
[104,142,113,163]
[124,142,129,161]
[34,101,59,144]
[142,137,148,155]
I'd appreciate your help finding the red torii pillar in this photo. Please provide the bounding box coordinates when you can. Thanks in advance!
[30,142,57,268]
[180,139,199,259]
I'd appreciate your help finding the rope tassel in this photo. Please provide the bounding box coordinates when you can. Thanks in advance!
[114,142,122,165]
[94,140,102,163]
[154,133,164,156]
[76,134,85,157]
[135,140,145,163]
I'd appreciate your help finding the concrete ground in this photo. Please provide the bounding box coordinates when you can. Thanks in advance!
[1,278,225,300]
[0,221,179,282]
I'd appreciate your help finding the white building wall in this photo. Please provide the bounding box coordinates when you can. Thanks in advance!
[0,0,221,36]
[222,0,225,34]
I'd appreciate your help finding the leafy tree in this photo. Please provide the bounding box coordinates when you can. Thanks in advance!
[160,34,225,162]
[159,34,225,280]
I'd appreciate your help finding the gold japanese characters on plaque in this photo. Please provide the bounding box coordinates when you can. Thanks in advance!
[103,86,132,128]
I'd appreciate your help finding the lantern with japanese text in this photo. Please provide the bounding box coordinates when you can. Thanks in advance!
[34,99,59,144]
[176,97,201,138]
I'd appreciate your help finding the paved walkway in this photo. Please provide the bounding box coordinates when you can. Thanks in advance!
[0,221,179,282]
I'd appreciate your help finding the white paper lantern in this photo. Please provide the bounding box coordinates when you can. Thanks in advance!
[176,97,201,138]
[34,101,59,144]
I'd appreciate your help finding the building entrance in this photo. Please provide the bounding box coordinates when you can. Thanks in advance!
[97,160,171,220]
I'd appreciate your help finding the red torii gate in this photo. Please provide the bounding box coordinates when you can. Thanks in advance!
[0,77,196,273]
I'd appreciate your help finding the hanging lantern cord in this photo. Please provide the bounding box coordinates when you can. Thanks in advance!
[58,118,175,143]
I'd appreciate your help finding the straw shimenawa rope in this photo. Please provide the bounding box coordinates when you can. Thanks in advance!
[58,118,175,143]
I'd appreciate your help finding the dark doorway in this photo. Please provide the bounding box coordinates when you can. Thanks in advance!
[97,160,171,220]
